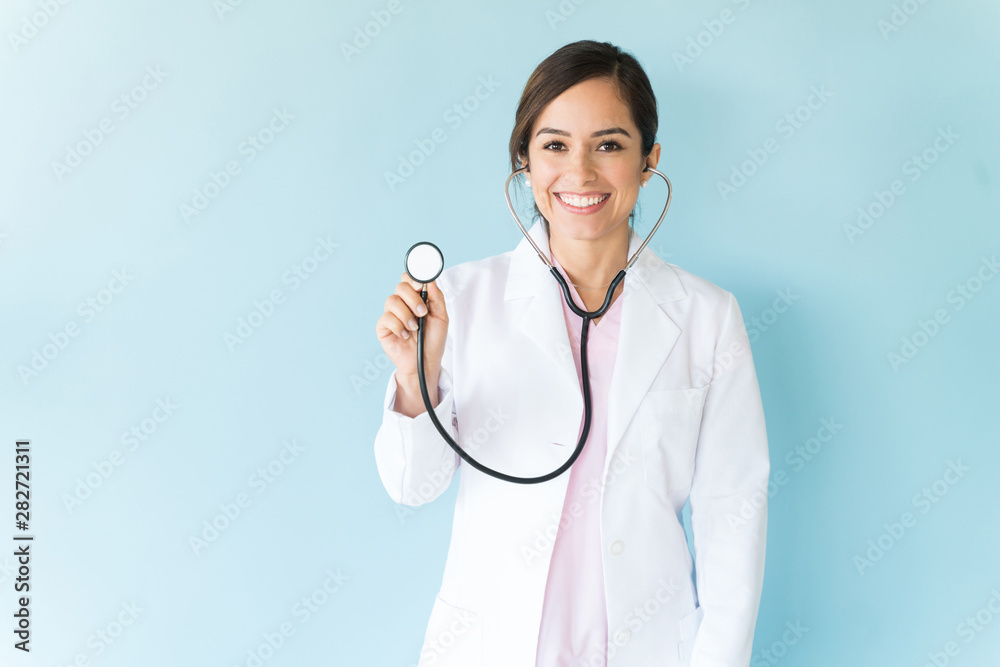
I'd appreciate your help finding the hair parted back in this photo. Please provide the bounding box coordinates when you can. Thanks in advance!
[508,40,658,175]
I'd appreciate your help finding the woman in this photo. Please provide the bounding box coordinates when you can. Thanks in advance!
[374,40,770,667]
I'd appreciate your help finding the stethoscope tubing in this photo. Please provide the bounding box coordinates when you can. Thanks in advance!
[413,167,672,484]
[416,286,605,484]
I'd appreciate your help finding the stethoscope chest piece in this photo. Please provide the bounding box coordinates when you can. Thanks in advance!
[404,241,444,284]
[402,167,673,485]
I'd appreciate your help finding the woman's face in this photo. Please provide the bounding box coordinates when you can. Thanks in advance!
[524,76,659,248]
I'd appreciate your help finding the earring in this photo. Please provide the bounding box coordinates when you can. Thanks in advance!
[641,180,648,188]
[525,177,531,186]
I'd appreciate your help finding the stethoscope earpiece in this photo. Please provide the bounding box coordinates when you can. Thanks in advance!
[407,165,674,485]
[503,166,671,272]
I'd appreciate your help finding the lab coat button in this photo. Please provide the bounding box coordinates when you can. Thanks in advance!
[615,628,631,644]
[610,540,624,555]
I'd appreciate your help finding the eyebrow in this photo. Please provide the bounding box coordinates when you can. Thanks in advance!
[534,127,632,139]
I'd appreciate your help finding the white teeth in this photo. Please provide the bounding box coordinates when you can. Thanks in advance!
[558,193,608,208]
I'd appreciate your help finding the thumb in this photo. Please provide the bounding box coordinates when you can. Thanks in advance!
[424,278,448,318]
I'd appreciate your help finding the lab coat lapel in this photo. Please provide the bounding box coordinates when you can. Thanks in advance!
[503,219,688,481]
[605,238,685,480]
[504,220,584,406]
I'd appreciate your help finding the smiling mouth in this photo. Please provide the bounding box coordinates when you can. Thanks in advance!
[556,193,610,209]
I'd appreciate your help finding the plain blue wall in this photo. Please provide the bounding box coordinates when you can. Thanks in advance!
[1,0,998,665]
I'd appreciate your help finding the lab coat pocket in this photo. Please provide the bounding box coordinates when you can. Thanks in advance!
[640,387,709,499]
[676,604,704,664]
[418,594,482,667]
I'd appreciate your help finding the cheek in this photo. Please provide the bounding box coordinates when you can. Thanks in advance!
[532,168,559,191]
[610,167,641,190]
[535,180,558,199]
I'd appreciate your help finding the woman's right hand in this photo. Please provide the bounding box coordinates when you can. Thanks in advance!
[376,272,449,383]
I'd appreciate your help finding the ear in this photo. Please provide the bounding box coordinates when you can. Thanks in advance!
[518,151,529,172]
[644,143,662,171]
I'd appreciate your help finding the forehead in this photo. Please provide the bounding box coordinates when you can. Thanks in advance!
[532,77,635,134]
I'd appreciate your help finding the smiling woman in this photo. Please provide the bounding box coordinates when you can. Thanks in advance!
[509,43,661,316]
[374,39,770,667]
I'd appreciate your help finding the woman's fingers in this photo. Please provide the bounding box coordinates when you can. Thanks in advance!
[423,277,448,322]
[375,309,410,342]
[385,291,420,335]
[402,272,447,323]
[397,272,430,319]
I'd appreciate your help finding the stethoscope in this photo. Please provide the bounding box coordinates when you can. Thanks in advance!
[403,165,673,484]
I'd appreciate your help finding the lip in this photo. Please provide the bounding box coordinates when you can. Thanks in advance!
[554,192,610,214]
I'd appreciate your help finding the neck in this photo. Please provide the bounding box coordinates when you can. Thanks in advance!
[546,220,630,289]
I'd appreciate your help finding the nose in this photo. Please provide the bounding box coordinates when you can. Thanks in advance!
[562,149,598,186]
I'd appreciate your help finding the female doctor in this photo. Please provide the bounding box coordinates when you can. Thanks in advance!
[374,40,770,667]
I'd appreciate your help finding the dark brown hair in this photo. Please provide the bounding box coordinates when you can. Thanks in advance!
[508,40,658,221]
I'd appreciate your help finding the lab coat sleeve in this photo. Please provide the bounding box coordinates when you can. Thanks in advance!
[373,331,461,506]
[687,291,770,667]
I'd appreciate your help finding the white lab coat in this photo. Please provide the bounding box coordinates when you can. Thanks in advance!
[374,219,770,667]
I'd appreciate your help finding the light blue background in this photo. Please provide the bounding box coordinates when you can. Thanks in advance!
[1,0,998,665]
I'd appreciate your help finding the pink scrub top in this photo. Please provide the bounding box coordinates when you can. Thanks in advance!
[535,252,623,667]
